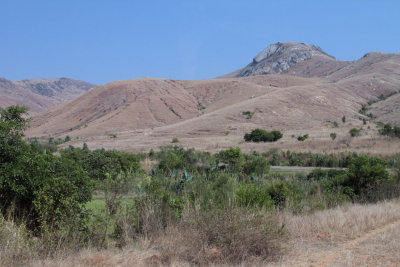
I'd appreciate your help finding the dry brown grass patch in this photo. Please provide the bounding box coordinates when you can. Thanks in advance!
[283,199,400,241]
[154,207,285,265]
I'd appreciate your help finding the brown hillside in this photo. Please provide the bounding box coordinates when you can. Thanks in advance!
[27,43,400,154]
[0,77,95,114]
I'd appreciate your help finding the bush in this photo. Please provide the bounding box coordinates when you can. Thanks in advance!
[244,129,283,142]
[349,128,361,137]
[266,181,290,209]
[242,111,255,119]
[242,154,270,177]
[330,132,337,140]
[64,135,71,142]
[345,155,389,198]
[217,147,244,171]
[171,137,179,143]
[236,184,274,210]
[379,123,400,138]
[297,134,309,141]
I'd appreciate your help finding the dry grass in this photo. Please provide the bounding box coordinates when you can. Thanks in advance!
[329,222,400,266]
[154,208,285,265]
[0,218,36,266]
[283,199,400,241]
[4,199,400,266]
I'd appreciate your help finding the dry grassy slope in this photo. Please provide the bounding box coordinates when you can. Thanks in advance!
[0,77,52,113]
[29,78,202,136]
[27,49,400,154]
[369,93,400,125]
[28,75,312,137]
[0,77,94,114]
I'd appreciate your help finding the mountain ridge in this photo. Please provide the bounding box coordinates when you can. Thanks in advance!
[26,42,400,154]
[0,76,95,114]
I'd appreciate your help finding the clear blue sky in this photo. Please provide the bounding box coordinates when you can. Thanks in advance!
[1,0,399,85]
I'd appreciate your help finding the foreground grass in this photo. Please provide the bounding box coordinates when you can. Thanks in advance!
[2,199,400,267]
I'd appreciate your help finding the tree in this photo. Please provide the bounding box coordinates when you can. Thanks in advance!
[0,106,92,233]
[0,105,30,164]
[345,155,389,196]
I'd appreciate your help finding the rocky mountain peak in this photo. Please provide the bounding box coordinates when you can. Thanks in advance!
[235,42,336,77]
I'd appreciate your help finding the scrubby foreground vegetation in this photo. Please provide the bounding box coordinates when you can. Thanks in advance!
[1,105,400,266]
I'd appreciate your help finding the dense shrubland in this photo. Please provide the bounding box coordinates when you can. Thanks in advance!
[1,105,400,265]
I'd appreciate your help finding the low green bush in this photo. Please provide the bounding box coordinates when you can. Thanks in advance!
[236,184,274,210]
[244,129,283,142]
[297,134,309,141]
[349,128,361,137]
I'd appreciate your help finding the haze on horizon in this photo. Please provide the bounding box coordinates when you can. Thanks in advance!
[1,0,399,85]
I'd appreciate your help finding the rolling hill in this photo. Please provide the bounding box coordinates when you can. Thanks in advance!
[27,42,400,154]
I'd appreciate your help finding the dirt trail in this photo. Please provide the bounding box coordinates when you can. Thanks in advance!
[307,218,400,267]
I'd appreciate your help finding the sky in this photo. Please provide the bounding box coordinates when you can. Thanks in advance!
[1,0,399,85]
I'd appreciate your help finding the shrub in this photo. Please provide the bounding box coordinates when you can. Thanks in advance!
[306,168,328,180]
[217,147,244,171]
[236,184,274,209]
[171,137,179,143]
[297,134,309,141]
[349,128,361,137]
[242,154,270,176]
[379,123,400,138]
[64,135,71,142]
[242,111,255,119]
[359,104,367,115]
[132,179,185,237]
[266,181,290,209]
[330,132,337,140]
[345,155,389,197]
[342,115,346,123]
[244,129,283,142]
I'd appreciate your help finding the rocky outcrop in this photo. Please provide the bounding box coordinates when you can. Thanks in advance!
[228,42,338,78]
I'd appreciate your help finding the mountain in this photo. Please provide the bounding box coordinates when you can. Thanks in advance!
[0,77,95,114]
[221,42,349,78]
[27,43,400,154]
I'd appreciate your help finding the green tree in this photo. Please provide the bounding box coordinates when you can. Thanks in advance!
[244,129,283,142]
[0,106,92,234]
[345,155,389,196]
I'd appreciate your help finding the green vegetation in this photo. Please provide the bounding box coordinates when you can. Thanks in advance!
[2,105,400,264]
[0,106,92,238]
[244,129,283,142]
[379,123,400,138]
[342,115,346,123]
[330,132,337,140]
[171,137,179,143]
[349,128,361,137]
[242,110,255,119]
[297,134,309,141]
[359,104,368,115]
